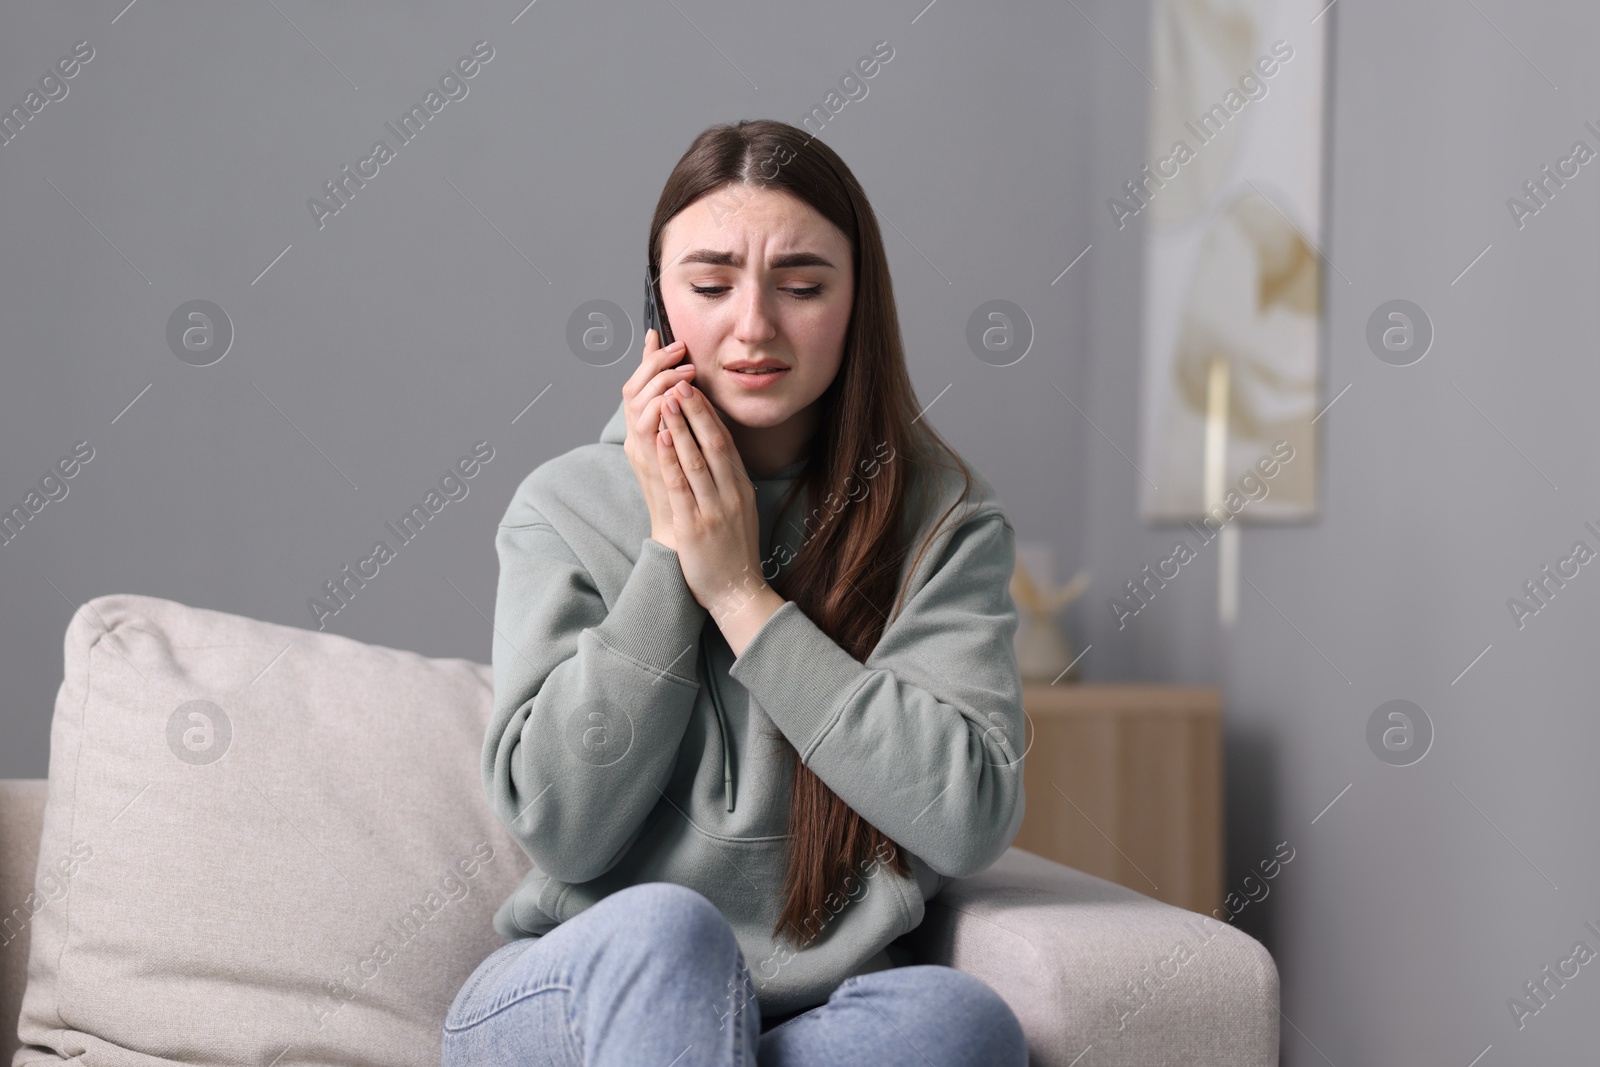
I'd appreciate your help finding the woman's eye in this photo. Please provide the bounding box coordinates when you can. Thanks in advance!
[688,285,822,300]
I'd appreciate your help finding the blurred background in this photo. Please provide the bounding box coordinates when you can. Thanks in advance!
[3,0,1597,1061]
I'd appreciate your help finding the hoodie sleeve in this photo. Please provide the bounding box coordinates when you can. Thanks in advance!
[727,509,1025,879]
[485,513,707,885]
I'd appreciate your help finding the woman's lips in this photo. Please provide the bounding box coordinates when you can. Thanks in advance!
[726,367,789,389]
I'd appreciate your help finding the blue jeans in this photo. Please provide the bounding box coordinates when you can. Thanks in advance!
[441,881,1027,1066]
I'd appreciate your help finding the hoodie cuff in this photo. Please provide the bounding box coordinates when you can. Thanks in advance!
[727,600,868,758]
[589,538,708,686]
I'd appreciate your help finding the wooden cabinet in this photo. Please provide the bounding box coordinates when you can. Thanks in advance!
[1010,683,1223,916]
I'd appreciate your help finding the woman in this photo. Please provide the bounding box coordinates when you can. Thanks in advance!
[444,119,1028,1066]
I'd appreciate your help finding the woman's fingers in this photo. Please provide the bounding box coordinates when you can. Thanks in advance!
[628,328,675,387]
[624,330,700,544]
[631,344,693,437]
[665,385,745,495]
[624,329,686,410]
[621,329,656,402]
[660,390,718,505]
[655,421,695,519]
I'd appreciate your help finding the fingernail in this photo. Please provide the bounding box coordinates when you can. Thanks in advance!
[675,381,692,397]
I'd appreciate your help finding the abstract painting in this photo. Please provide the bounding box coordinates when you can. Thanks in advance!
[1131,0,1327,523]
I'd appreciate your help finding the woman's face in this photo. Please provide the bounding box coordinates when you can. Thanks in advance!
[657,184,854,432]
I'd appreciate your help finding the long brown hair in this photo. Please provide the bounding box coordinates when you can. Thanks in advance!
[648,119,980,947]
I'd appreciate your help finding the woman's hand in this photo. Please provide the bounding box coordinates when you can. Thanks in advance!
[655,382,775,624]
[623,328,696,551]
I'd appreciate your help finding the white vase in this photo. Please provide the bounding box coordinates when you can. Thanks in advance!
[1016,614,1078,683]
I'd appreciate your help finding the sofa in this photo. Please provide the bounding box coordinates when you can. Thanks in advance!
[0,594,1279,1066]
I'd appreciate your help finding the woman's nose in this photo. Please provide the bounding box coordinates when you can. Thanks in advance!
[733,284,778,343]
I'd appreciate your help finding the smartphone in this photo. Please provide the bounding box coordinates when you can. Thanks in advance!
[644,263,682,364]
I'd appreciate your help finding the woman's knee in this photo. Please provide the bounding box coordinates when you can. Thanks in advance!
[597,881,735,957]
[853,965,1027,1063]
[605,880,725,926]
[936,968,1026,1061]
[443,884,736,1034]
[443,938,570,1036]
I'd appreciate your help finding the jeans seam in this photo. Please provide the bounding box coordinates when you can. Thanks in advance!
[443,979,575,1033]
[733,961,751,1067]
[444,941,524,1027]
[563,983,585,1063]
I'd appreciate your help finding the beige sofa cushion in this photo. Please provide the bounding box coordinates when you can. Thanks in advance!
[13,594,531,1066]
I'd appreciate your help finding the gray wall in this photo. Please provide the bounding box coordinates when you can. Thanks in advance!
[0,2,1090,775]
[1077,0,1600,1063]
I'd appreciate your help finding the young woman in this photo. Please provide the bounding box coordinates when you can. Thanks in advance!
[444,119,1029,1067]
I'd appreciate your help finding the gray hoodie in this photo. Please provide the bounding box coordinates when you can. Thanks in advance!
[483,396,1026,1018]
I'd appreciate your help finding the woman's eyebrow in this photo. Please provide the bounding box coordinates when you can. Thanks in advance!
[677,249,837,269]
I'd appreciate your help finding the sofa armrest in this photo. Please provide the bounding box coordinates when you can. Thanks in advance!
[1,779,48,1067]
[898,846,1279,1067]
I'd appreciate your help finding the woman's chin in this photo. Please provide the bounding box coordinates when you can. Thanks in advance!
[710,393,795,428]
